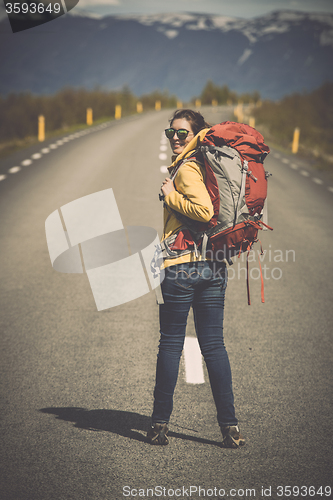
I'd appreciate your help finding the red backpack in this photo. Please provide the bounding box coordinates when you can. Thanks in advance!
[160,121,273,304]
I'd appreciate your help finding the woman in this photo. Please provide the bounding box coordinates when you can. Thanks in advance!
[147,109,245,449]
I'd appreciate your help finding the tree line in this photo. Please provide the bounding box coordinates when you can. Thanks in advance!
[1,81,332,164]
[197,80,333,163]
[252,82,333,158]
[0,87,177,143]
[195,80,261,105]
[0,82,261,145]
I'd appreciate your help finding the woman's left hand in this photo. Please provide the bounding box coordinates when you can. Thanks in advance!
[161,178,175,196]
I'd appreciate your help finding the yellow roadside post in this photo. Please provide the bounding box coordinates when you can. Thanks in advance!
[38,115,45,142]
[177,100,183,109]
[292,127,300,154]
[212,99,218,107]
[234,104,243,122]
[249,117,256,128]
[155,100,161,111]
[86,108,93,126]
[115,105,122,120]
[238,107,244,122]
[195,99,201,108]
[136,102,143,113]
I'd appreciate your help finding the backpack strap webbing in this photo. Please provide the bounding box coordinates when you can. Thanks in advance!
[234,159,248,227]
[201,233,209,261]
[169,148,202,181]
[159,150,201,201]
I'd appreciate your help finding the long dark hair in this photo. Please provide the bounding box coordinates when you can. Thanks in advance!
[169,109,211,136]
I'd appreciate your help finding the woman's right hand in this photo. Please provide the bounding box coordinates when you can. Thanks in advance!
[161,178,175,197]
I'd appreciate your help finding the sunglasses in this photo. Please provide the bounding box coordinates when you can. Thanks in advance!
[164,128,192,140]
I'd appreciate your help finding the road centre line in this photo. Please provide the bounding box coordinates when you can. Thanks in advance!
[4,122,330,199]
[1,121,113,184]
[183,337,205,384]
[279,155,333,194]
[8,166,21,173]
[159,135,169,174]
[21,159,32,166]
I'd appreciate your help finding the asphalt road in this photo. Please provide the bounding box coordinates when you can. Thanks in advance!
[0,107,332,500]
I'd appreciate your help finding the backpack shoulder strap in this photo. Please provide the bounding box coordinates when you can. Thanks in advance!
[159,149,202,201]
[169,148,202,181]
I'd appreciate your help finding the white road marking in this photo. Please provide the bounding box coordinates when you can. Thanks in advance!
[273,153,280,158]
[8,166,21,174]
[160,166,168,174]
[21,159,32,166]
[290,163,298,169]
[183,337,205,384]
[160,145,168,151]
[282,158,290,164]
[313,178,323,185]
[0,126,113,184]
[300,170,310,177]
[328,187,333,193]
[159,153,168,161]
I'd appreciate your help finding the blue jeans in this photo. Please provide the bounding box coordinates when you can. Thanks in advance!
[152,261,237,428]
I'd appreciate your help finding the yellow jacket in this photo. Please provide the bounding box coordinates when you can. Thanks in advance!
[162,129,214,269]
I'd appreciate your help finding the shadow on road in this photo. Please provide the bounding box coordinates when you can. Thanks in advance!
[39,407,221,447]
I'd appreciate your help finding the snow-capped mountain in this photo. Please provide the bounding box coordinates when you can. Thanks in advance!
[1,10,332,99]
[120,10,333,46]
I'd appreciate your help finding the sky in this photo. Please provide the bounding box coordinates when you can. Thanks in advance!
[74,0,333,18]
